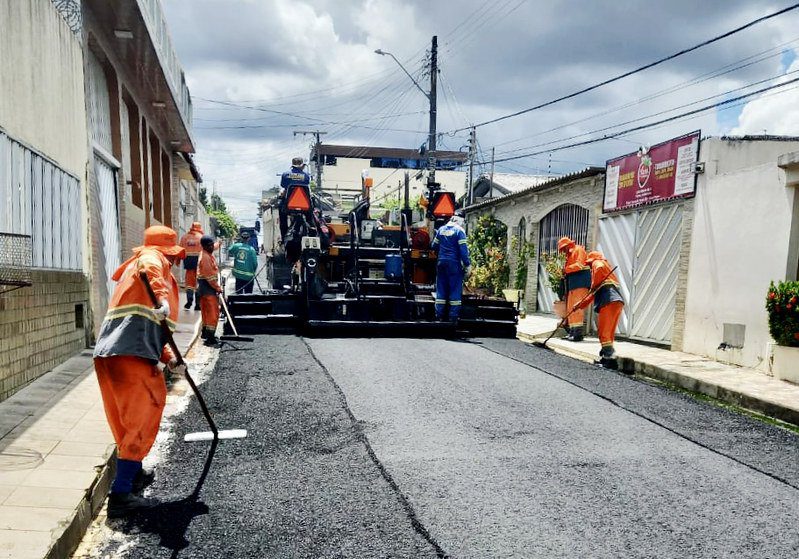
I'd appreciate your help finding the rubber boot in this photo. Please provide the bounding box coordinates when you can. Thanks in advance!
[107,459,159,517]
[204,332,220,346]
[132,468,155,494]
[571,326,584,342]
[598,346,618,370]
[184,290,193,310]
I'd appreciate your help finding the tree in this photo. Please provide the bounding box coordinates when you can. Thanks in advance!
[200,189,237,239]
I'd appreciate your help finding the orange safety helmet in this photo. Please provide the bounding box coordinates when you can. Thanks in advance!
[134,225,186,259]
[190,221,203,233]
[557,236,575,252]
[585,250,604,264]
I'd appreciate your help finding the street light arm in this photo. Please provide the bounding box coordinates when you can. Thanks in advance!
[375,49,430,100]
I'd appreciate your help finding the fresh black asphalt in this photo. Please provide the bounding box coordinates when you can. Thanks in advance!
[91,334,799,558]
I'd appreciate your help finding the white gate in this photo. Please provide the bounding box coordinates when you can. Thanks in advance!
[597,204,683,343]
[95,155,121,300]
[537,204,590,312]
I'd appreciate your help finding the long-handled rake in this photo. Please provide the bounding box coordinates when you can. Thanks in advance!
[219,292,253,343]
[139,272,247,443]
[533,266,618,350]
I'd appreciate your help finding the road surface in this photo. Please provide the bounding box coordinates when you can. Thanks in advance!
[76,335,799,558]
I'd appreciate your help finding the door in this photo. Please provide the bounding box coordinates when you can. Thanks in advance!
[95,155,122,300]
[596,204,683,343]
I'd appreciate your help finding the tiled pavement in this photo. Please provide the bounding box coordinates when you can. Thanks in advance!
[0,295,201,559]
[517,314,799,426]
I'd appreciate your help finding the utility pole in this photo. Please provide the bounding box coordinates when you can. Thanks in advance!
[489,147,495,199]
[427,35,438,193]
[293,130,327,192]
[468,127,476,206]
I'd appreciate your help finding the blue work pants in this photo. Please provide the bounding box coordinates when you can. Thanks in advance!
[435,260,464,321]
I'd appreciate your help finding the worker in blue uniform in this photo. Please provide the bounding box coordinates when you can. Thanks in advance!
[431,213,471,322]
[279,156,311,241]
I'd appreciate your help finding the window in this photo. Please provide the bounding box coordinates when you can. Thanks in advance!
[0,131,82,270]
[125,96,143,209]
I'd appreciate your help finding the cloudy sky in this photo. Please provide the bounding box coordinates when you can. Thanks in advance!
[161,0,799,223]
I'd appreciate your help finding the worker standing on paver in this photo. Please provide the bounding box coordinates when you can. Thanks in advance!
[278,156,311,242]
[579,250,624,369]
[558,236,590,341]
[431,212,471,322]
[179,221,204,310]
[198,235,223,345]
[93,225,186,517]
[229,230,259,294]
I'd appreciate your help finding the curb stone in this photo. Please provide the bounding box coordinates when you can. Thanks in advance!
[51,317,203,559]
[516,331,799,428]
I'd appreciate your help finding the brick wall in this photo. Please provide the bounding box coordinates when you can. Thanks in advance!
[0,270,89,401]
[466,174,605,314]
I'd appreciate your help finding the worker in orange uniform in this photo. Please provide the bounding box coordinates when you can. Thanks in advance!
[197,235,223,345]
[579,250,624,369]
[93,225,186,517]
[179,221,204,310]
[558,236,590,341]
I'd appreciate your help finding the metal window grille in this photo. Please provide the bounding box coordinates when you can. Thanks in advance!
[0,131,83,271]
[0,233,32,292]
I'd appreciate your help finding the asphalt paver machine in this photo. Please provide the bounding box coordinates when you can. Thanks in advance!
[225,179,518,337]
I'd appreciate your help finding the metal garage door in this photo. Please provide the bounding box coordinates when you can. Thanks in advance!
[597,204,683,343]
[537,204,589,312]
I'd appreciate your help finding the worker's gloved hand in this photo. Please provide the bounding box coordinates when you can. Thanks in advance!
[153,299,170,318]
[166,359,187,378]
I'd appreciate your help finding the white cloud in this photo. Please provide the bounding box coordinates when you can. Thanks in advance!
[731,57,799,136]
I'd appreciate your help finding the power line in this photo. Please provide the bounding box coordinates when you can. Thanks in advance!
[449,2,799,134]
[493,66,799,159]
[478,76,799,165]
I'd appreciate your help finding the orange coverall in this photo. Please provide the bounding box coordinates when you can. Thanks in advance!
[93,248,178,462]
[581,258,624,349]
[197,249,222,336]
[564,244,590,329]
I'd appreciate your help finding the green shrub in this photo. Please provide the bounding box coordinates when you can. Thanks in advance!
[511,236,536,291]
[466,215,508,296]
[766,280,799,347]
[541,252,567,300]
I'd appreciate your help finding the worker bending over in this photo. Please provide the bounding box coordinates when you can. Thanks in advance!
[558,236,590,341]
[198,235,223,345]
[179,221,204,310]
[432,213,471,322]
[93,226,186,517]
[579,250,624,369]
[228,230,259,294]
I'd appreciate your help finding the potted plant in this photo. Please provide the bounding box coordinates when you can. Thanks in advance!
[542,252,567,317]
[766,280,799,383]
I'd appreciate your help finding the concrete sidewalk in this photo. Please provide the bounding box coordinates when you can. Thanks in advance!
[517,314,799,427]
[0,294,201,559]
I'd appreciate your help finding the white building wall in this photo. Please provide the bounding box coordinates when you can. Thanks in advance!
[683,138,799,371]
[319,156,466,206]
[0,0,89,269]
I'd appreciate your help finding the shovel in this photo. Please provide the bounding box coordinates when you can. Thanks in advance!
[139,272,247,443]
[533,266,618,350]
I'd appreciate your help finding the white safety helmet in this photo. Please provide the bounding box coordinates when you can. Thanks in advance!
[449,215,465,229]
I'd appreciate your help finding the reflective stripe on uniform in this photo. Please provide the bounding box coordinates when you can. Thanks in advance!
[104,303,177,330]
[450,300,462,305]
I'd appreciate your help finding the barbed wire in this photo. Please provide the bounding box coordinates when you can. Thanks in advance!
[51,0,82,34]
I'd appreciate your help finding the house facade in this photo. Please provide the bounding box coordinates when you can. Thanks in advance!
[0,0,199,401]
[465,134,799,376]
[311,144,468,209]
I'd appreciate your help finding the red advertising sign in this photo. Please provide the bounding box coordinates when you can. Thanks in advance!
[604,130,700,212]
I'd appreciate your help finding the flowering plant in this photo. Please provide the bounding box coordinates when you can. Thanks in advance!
[541,252,567,300]
[766,280,799,347]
